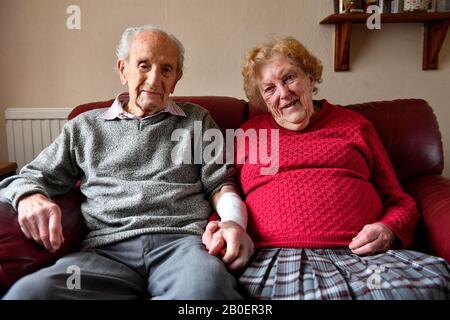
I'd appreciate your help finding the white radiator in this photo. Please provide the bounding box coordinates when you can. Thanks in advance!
[5,108,72,171]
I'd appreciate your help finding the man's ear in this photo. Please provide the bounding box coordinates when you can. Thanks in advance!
[170,72,182,94]
[117,60,128,86]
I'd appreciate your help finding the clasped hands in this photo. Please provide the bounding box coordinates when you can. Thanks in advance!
[202,220,254,272]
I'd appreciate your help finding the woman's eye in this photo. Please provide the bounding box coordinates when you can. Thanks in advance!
[286,74,295,82]
[264,86,274,94]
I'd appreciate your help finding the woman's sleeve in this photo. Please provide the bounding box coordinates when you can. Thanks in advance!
[364,122,420,247]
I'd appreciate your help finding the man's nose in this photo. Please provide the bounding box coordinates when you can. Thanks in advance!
[145,69,161,88]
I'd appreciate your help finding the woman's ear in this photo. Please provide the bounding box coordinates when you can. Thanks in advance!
[117,60,128,86]
[308,75,316,92]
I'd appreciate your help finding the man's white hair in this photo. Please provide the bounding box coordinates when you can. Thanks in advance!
[116,25,185,75]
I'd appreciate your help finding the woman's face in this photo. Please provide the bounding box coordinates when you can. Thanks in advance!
[257,54,316,131]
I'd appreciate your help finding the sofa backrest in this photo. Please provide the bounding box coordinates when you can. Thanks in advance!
[68,96,248,132]
[343,99,444,181]
[69,97,444,182]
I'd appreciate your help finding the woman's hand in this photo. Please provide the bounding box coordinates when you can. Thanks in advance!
[349,223,395,255]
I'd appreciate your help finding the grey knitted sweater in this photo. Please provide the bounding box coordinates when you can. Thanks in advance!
[0,102,234,248]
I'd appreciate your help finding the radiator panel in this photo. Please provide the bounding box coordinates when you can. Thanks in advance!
[5,108,71,170]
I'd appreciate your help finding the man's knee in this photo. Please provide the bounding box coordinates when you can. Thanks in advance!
[176,258,243,299]
[2,271,62,300]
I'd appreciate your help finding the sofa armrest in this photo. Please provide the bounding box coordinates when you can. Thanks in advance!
[0,190,86,289]
[404,174,450,263]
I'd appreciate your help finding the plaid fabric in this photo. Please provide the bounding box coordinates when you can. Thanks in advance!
[238,248,450,300]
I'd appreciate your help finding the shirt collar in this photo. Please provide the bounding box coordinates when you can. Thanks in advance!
[99,92,186,120]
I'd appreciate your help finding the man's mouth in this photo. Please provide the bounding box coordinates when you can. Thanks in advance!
[140,90,162,97]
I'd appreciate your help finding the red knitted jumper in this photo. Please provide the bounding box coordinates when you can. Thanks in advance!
[236,100,419,249]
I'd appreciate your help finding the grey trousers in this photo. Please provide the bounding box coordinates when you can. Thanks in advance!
[3,234,243,300]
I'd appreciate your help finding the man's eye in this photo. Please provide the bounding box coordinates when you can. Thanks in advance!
[162,67,173,75]
[139,64,148,70]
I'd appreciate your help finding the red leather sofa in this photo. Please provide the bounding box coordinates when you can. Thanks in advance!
[1,96,449,295]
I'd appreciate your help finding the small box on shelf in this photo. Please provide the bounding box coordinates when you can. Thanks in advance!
[404,0,431,12]
[339,0,365,13]
[392,0,406,13]
[437,0,450,11]
[428,0,437,12]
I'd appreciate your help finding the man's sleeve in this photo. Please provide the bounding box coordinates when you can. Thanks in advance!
[199,113,237,199]
[0,123,81,210]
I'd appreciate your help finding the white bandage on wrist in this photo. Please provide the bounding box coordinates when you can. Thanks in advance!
[216,192,248,230]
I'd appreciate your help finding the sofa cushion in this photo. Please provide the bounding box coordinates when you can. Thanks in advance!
[0,190,86,290]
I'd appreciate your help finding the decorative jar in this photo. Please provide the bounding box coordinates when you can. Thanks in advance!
[403,0,430,12]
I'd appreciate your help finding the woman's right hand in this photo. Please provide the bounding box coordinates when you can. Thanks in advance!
[349,223,395,255]
[17,193,65,252]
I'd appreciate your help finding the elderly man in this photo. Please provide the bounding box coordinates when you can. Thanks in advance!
[0,25,252,299]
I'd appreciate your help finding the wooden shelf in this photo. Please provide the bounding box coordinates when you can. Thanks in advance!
[320,13,450,71]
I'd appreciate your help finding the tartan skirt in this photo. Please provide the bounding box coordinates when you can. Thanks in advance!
[238,248,450,300]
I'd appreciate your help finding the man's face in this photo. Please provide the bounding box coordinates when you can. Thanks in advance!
[118,31,181,116]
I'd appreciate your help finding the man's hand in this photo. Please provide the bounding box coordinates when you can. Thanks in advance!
[349,222,395,255]
[202,220,254,272]
[17,193,64,252]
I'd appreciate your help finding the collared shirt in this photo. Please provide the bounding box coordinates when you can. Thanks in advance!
[99,92,186,120]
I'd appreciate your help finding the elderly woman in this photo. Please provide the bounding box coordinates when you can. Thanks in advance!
[205,37,450,299]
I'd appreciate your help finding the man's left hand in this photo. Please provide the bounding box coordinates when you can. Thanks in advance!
[202,220,254,271]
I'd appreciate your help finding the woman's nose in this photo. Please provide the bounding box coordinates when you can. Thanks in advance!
[278,84,290,99]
